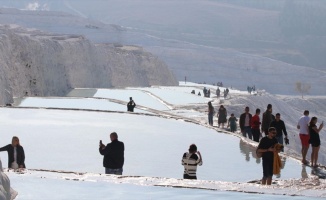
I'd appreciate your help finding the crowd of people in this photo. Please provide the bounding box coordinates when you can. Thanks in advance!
[0,94,324,186]
[207,102,324,184]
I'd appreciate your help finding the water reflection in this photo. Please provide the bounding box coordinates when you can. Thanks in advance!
[281,157,286,169]
[301,165,308,178]
[239,140,260,164]
[238,140,291,178]
[239,139,326,179]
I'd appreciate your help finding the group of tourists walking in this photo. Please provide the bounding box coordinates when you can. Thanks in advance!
[0,96,323,185]
[206,101,324,184]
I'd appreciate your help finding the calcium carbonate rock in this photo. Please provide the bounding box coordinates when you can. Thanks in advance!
[0,158,15,200]
[0,24,177,105]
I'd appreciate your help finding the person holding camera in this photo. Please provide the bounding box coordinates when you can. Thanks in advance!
[127,97,136,112]
[99,132,124,175]
[308,117,324,168]
[181,144,203,179]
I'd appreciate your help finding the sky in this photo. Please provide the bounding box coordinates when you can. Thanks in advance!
[0,1,325,95]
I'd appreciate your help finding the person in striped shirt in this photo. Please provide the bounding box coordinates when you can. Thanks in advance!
[181,144,203,179]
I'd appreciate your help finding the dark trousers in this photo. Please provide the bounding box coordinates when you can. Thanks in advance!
[183,174,197,179]
[262,158,274,179]
[252,129,260,142]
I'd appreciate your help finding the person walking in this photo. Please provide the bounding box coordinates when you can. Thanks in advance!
[227,113,238,133]
[239,107,253,139]
[217,105,227,128]
[308,117,324,168]
[257,127,279,185]
[207,102,214,126]
[251,108,261,142]
[270,113,288,149]
[216,87,220,98]
[99,132,124,175]
[297,110,310,165]
[262,104,273,136]
[181,144,202,179]
[0,136,25,169]
[127,97,136,112]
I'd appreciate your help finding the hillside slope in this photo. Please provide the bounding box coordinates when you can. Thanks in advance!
[0,25,177,105]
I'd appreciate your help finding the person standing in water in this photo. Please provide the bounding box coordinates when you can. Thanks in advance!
[181,144,203,179]
[127,97,136,112]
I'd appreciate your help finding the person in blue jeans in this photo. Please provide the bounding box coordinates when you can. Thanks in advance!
[270,113,288,151]
[239,107,253,139]
[99,132,124,175]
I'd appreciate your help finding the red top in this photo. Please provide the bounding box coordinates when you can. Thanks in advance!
[251,115,261,129]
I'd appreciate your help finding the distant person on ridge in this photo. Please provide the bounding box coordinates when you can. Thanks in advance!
[216,87,220,98]
[297,110,310,165]
[240,106,253,140]
[203,87,207,97]
[207,102,214,126]
[270,113,288,151]
[224,88,229,98]
[251,108,261,142]
[99,132,124,175]
[181,144,202,179]
[262,104,273,136]
[127,97,136,112]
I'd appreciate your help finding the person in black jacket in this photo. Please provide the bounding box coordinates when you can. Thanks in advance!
[270,113,288,149]
[127,97,136,112]
[262,104,273,136]
[239,107,253,140]
[99,132,124,175]
[0,136,25,169]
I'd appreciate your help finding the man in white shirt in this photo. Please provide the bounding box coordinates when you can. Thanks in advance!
[297,110,310,165]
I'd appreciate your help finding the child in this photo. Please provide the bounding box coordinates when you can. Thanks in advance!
[227,113,238,133]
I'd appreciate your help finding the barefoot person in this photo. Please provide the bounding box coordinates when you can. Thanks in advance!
[207,102,214,126]
[0,136,25,169]
[127,97,136,112]
[240,106,252,139]
[181,144,202,179]
[308,117,324,167]
[257,127,279,185]
[297,110,310,165]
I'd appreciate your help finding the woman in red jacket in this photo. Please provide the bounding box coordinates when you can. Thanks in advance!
[251,109,262,142]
